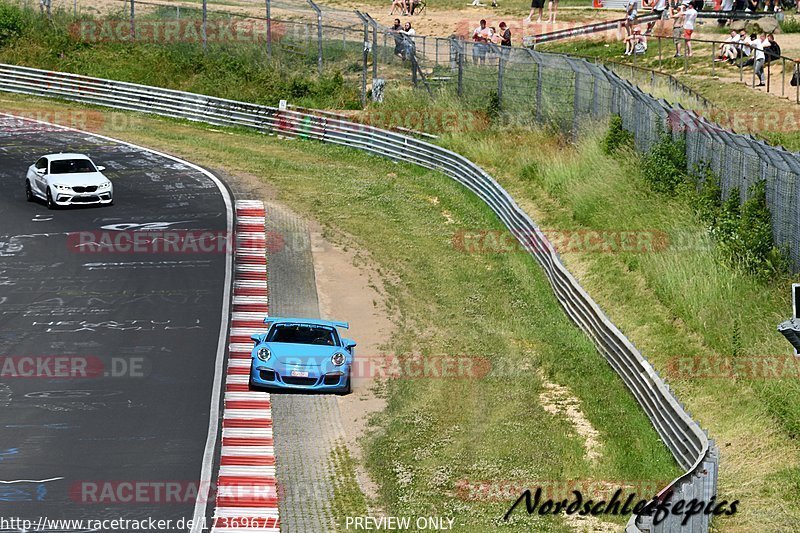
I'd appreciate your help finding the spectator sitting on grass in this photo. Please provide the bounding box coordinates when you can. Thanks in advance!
[715,30,740,62]
[390,0,407,15]
[741,32,757,67]
[624,27,648,56]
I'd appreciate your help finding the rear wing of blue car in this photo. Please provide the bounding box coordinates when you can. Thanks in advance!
[263,317,350,329]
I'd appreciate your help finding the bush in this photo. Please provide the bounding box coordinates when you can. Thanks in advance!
[779,16,800,34]
[0,2,27,47]
[602,115,633,154]
[640,134,687,194]
[699,179,788,280]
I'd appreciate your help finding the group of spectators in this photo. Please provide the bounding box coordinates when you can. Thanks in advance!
[715,29,781,85]
[390,0,424,16]
[470,19,512,64]
[621,0,784,88]
[390,19,417,60]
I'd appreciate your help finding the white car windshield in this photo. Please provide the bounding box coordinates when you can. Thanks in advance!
[50,159,96,174]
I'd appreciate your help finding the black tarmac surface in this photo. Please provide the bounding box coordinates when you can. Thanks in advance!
[0,117,231,530]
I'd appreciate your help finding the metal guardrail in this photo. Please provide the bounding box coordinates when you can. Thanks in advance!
[0,63,717,532]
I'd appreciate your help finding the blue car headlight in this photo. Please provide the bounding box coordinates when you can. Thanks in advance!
[257,346,271,362]
[331,352,346,366]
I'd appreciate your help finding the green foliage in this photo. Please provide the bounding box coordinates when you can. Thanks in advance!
[640,134,687,194]
[779,16,800,34]
[0,2,27,46]
[692,174,788,280]
[486,90,501,120]
[0,1,360,109]
[602,115,633,155]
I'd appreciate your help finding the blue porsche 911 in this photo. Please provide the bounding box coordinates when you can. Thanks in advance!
[249,317,356,394]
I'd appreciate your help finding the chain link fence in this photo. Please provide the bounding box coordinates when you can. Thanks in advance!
[12,0,800,269]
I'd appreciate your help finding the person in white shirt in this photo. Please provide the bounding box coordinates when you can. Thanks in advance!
[645,0,668,36]
[675,1,696,57]
[471,19,491,65]
[716,30,739,62]
[751,32,772,87]
[400,22,416,60]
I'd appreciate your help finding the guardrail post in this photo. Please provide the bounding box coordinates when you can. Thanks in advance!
[307,0,324,75]
[266,0,272,58]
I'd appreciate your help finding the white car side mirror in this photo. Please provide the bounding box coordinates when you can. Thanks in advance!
[35,168,45,175]
[96,165,106,172]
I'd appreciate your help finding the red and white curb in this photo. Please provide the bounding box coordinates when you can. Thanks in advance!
[211,200,279,532]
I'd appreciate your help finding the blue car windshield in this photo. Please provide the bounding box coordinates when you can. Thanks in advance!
[267,324,339,346]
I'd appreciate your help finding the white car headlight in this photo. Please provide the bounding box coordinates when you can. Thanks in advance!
[99,182,111,189]
[257,346,271,362]
[53,184,71,191]
[331,352,346,366]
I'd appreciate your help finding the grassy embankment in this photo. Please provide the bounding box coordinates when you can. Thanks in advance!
[0,91,681,530]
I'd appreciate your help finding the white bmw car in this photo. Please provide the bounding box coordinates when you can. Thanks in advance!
[25,153,113,209]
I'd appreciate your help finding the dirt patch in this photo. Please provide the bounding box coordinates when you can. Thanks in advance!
[310,225,395,507]
[537,370,603,463]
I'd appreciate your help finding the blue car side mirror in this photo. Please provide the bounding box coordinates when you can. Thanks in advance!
[251,334,261,343]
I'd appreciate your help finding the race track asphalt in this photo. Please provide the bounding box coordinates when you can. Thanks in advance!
[0,116,231,530]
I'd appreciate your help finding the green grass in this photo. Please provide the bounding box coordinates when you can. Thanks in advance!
[428,116,800,531]
[329,443,370,530]
[0,1,363,109]
[0,94,682,531]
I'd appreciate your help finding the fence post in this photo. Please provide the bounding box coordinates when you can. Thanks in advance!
[372,20,378,80]
[361,16,369,107]
[658,37,662,71]
[307,0,323,75]
[766,60,770,93]
[266,0,272,58]
[130,0,135,41]
[457,40,464,97]
[435,38,439,67]
[782,58,785,98]
[202,0,207,51]
[711,40,714,77]
[497,51,504,110]
[739,44,744,82]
